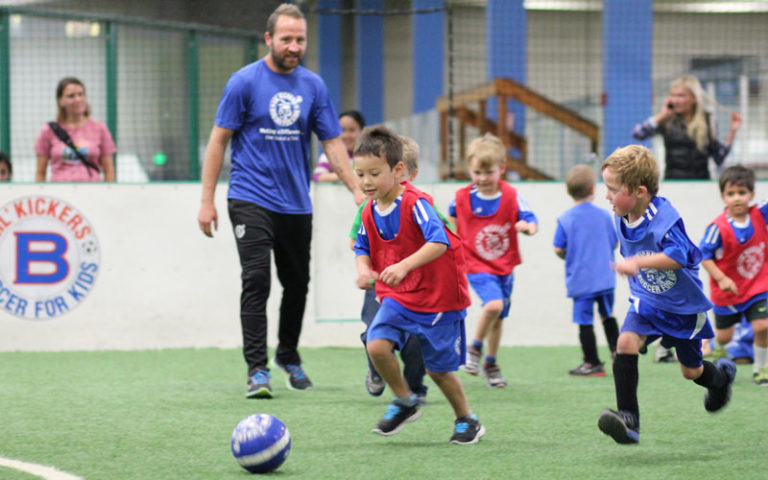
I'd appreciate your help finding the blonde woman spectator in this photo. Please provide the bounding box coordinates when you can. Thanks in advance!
[632,75,741,180]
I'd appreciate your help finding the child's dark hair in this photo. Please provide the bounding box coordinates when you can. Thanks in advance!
[718,164,754,193]
[354,125,403,169]
[0,151,11,176]
[339,110,366,130]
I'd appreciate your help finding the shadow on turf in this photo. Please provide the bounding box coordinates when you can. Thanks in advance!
[605,449,722,465]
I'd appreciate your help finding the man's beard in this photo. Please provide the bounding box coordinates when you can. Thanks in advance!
[271,50,301,72]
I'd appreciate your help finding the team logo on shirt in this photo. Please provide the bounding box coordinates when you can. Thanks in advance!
[475,223,511,261]
[736,243,764,279]
[635,250,676,294]
[269,92,303,127]
[0,195,100,319]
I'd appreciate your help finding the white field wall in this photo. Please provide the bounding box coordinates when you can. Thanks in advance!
[2,180,765,352]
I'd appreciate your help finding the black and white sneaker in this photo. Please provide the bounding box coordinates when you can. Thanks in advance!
[372,401,421,436]
[598,409,639,444]
[705,358,737,413]
[273,357,313,390]
[365,370,385,396]
[450,414,485,444]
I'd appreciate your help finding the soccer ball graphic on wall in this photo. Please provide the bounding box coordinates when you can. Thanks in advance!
[231,414,291,474]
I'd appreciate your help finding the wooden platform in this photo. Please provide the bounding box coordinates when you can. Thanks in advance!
[437,78,600,180]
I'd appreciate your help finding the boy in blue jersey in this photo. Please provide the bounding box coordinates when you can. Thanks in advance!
[554,165,619,377]
[353,126,484,444]
[598,145,737,445]
[449,134,538,389]
[698,165,768,385]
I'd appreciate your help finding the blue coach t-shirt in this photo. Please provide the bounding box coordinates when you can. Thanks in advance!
[216,60,341,214]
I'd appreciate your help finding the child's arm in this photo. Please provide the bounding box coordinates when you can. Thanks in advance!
[554,247,566,259]
[355,254,378,290]
[515,192,538,235]
[614,253,681,276]
[516,220,538,236]
[446,198,458,232]
[700,258,738,295]
[379,242,448,287]
[448,214,457,232]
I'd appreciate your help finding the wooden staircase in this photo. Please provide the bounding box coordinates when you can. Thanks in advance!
[436,78,600,180]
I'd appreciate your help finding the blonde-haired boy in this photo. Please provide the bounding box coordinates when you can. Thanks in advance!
[597,145,736,445]
[554,165,619,376]
[449,133,538,388]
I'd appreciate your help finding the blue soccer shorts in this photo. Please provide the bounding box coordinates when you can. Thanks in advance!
[622,299,713,368]
[367,299,466,373]
[572,290,614,325]
[467,272,514,319]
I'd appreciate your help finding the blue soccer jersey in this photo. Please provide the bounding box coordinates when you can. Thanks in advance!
[216,60,341,214]
[616,196,712,316]
[554,202,617,298]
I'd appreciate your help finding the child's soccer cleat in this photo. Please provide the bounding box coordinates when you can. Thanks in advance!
[372,402,421,436]
[246,370,273,399]
[705,358,737,412]
[711,345,728,361]
[482,363,508,388]
[450,414,486,445]
[273,357,313,390]
[755,368,768,387]
[365,370,385,396]
[598,409,639,444]
[569,362,606,377]
[653,345,677,363]
[460,345,481,375]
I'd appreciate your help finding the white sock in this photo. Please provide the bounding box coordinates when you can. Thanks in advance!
[754,346,768,372]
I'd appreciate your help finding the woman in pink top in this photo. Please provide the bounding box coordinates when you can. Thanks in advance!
[34,77,116,182]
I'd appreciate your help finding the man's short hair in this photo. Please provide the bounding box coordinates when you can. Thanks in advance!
[565,164,596,200]
[718,164,755,193]
[400,136,419,173]
[266,3,305,36]
[354,126,403,169]
[467,133,506,170]
[601,145,660,196]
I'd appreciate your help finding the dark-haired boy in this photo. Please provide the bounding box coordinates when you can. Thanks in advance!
[699,164,768,385]
[353,125,484,444]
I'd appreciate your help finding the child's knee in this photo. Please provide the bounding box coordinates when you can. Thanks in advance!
[484,300,504,317]
[426,369,450,382]
[616,333,643,354]
[751,318,768,334]
[367,339,394,360]
[681,364,703,380]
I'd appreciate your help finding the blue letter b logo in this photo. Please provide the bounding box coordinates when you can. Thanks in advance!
[16,232,69,284]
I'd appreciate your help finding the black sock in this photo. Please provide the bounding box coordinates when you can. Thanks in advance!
[579,325,600,364]
[694,360,726,389]
[602,317,620,354]
[613,354,640,424]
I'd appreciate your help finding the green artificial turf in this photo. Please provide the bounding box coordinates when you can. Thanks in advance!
[0,346,765,479]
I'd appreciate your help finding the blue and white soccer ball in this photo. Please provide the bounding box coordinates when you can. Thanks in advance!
[231,414,291,474]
